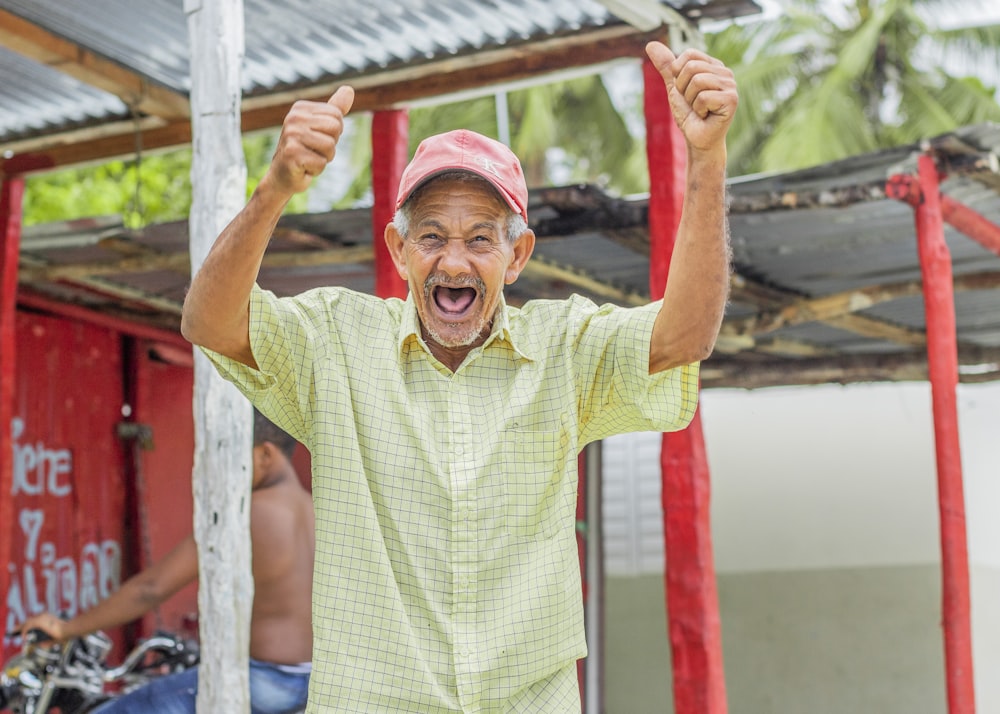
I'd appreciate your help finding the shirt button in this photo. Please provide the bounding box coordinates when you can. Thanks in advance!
[455,444,465,456]
[460,647,470,658]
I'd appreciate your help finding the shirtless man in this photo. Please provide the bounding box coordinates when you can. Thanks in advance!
[18,409,315,714]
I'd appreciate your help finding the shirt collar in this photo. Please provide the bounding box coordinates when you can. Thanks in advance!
[397,292,534,362]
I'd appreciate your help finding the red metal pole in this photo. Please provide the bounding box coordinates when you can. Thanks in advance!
[940,194,1000,257]
[913,154,976,714]
[887,173,1000,257]
[0,176,25,637]
[372,110,410,300]
[644,56,727,714]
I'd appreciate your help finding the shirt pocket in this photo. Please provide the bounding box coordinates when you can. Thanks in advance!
[500,427,573,541]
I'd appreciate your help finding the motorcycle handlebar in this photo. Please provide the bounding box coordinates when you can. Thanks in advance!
[4,628,53,645]
[101,634,191,681]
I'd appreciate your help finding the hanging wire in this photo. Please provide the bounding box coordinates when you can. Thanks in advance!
[128,102,146,228]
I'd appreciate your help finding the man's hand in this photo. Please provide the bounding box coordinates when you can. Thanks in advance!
[645,42,737,155]
[18,612,70,644]
[262,86,356,197]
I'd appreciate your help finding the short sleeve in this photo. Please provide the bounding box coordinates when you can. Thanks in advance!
[573,299,700,445]
[199,284,318,445]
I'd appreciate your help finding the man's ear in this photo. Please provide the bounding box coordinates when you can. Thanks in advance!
[385,223,408,281]
[251,443,268,484]
[505,229,535,285]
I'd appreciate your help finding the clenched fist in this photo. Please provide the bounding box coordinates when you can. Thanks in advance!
[262,85,356,197]
[645,42,737,156]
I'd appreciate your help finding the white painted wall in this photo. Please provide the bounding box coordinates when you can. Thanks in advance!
[601,380,1000,712]
[604,381,1000,573]
[706,382,942,572]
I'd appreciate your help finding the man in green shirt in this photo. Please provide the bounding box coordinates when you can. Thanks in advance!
[182,41,736,714]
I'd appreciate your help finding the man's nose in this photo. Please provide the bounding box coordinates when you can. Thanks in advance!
[437,239,470,274]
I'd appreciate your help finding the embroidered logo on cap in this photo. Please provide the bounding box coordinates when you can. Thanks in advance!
[476,156,504,179]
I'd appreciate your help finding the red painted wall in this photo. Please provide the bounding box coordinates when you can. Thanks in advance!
[3,311,130,660]
[2,313,202,668]
[130,341,198,641]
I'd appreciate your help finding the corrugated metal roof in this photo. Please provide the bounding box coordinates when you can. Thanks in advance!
[0,47,129,139]
[0,0,760,148]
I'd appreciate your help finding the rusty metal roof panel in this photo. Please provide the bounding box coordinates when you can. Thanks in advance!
[727,124,1000,297]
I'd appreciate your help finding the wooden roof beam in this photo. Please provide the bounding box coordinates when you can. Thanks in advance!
[701,345,1000,390]
[725,271,928,351]
[18,244,376,284]
[522,254,647,307]
[724,271,1000,355]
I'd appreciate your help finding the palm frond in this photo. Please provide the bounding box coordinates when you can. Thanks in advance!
[897,71,1000,138]
[760,79,876,171]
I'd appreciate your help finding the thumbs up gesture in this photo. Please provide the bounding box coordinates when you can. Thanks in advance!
[264,86,356,197]
[645,42,737,156]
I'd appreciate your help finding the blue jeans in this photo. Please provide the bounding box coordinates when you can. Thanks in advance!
[91,658,310,714]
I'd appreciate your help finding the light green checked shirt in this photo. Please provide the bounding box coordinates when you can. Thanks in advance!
[205,284,699,713]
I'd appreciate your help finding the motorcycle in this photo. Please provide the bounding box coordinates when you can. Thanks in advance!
[0,628,199,714]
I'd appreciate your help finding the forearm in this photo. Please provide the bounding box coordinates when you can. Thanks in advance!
[650,145,731,373]
[61,580,164,640]
[182,88,354,364]
[181,179,291,365]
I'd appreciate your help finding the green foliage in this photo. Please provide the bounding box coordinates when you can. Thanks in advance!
[707,0,1000,175]
[24,150,193,228]
[24,132,289,228]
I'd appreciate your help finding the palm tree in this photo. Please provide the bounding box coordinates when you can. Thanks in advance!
[706,0,1000,175]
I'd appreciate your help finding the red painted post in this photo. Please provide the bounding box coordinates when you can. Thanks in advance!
[372,110,410,300]
[644,56,728,714]
[940,194,1000,257]
[0,176,25,635]
[913,154,976,714]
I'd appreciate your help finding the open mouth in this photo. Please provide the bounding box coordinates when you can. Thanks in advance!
[433,286,478,316]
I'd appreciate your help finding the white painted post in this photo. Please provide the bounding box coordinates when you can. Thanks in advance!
[184,1,253,712]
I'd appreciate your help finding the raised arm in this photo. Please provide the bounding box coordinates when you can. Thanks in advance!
[18,536,199,644]
[180,87,356,366]
[644,43,737,374]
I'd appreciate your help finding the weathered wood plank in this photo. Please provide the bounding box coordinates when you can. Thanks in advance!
[185,1,253,713]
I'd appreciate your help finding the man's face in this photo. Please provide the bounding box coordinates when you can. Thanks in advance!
[387,176,534,363]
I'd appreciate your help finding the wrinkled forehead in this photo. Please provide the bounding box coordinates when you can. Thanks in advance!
[404,170,510,214]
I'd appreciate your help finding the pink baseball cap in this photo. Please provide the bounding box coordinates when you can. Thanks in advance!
[395,129,529,222]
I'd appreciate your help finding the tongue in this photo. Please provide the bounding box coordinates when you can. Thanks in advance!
[435,287,476,314]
